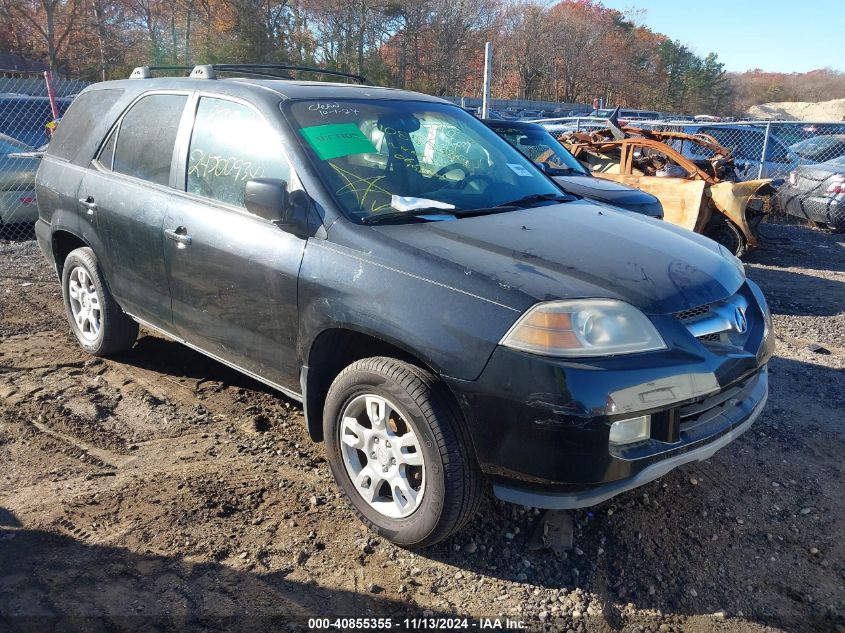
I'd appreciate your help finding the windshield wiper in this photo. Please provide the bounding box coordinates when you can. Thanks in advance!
[361,208,457,225]
[545,166,584,176]
[492,192,572,208]
[362,193,572,225]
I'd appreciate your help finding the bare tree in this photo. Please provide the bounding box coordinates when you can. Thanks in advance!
[11,0,83,71]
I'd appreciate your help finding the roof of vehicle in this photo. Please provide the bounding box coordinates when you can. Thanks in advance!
[792,133,845,144]
[81,76,450,107]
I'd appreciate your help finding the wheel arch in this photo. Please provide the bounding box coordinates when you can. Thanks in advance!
[302,327,459,443]
[52,229,90,278]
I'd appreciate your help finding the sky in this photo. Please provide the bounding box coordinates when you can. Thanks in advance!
[599,0,845,74]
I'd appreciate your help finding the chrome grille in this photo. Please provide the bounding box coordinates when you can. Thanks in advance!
[674,293,750,343]
[697,332,721,342]
[674,304,712,323]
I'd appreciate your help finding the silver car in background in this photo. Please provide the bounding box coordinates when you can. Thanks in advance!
[0,133,40,228]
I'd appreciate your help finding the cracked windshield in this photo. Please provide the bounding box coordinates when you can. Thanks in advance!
[287,100,566,223]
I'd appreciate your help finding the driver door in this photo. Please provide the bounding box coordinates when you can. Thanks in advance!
[597,141,707,231]
[164,95,306,393]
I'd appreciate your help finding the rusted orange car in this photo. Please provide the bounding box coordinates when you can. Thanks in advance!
[558,127,778,256]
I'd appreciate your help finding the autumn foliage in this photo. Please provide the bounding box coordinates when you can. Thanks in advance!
[2,0,843,115]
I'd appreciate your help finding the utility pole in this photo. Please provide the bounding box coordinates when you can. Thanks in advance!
[481,42,492,119]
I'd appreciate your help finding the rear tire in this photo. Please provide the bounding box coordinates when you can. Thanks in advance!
[705,216,747,258]
[61,247,138,356]
[323,357,484,548]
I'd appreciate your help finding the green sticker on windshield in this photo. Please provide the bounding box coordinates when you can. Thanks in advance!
[300,123,377,160]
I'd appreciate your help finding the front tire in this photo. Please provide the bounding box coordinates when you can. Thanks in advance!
[61,247,138,356]
[705,215,747,257]
[323,357,483,548]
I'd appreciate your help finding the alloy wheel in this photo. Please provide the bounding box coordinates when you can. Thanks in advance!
[67,266,101,342]
[338,393,426,519]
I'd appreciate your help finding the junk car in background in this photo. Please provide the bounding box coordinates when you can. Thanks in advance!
[780,155,845,230]
[0,133,41,227]
[0,95,72,147]
[558,125,780,256]
[486,119,663,219]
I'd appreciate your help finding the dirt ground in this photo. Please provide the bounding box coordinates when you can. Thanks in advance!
[0,222,843,633]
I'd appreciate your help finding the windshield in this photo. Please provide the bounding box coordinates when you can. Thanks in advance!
[285,100,563,222]
[491,125,589,176]
[791,135,845,157]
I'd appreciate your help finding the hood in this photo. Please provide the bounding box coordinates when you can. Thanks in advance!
[553,175,663,218]
[372,200,743,315]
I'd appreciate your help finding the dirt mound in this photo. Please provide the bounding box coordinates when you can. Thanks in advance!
[747,98,845,121]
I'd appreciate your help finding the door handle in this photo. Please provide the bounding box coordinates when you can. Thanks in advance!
[78,197,97,216]
[164,227,192,248]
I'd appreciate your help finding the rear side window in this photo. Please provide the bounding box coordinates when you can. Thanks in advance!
[96,127,117,170]
[47,90,123,160]
[113,93,187,186]
[708,129,763,160]
[186,97,289,207]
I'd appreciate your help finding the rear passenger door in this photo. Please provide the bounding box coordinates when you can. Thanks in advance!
[164,95,306,394]
[79,91,190,326]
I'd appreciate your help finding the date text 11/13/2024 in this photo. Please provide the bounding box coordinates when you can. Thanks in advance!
[307,617,527,629]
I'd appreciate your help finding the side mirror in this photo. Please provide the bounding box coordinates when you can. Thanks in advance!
[244,178,289,223]
[244,178,313,238]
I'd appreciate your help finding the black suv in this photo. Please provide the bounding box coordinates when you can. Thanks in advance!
[35,65,773,548]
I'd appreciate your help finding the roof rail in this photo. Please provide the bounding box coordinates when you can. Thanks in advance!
[190,65,215,80]
[129,65,192,79]
[129,63,367,84]
[198,63,366,84]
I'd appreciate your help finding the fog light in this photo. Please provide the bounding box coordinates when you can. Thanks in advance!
[609,415,651,445]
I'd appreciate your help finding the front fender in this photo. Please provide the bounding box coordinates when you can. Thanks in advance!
[296,239,521,381]
[709,179,773,247]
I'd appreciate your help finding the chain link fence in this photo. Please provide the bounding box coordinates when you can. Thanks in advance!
[0,75,89,241]
[3,78,845,240]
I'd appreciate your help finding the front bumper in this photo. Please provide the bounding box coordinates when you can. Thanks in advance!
[445,281,774,509]
[780,190,845,228]
[494,367,766,509]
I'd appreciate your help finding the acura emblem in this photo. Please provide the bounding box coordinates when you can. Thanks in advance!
[733,306,748,333]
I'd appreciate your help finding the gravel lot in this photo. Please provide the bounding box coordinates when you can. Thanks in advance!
[1,223,843,633]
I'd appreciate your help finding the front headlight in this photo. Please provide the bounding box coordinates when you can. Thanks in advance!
[501,299,667,357]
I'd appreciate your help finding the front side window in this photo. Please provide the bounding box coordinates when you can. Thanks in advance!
[708,128,763,161]
[630,144,689,178]
[186,97,290,207]
[286,100,562,222]
[113,93,188,185]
